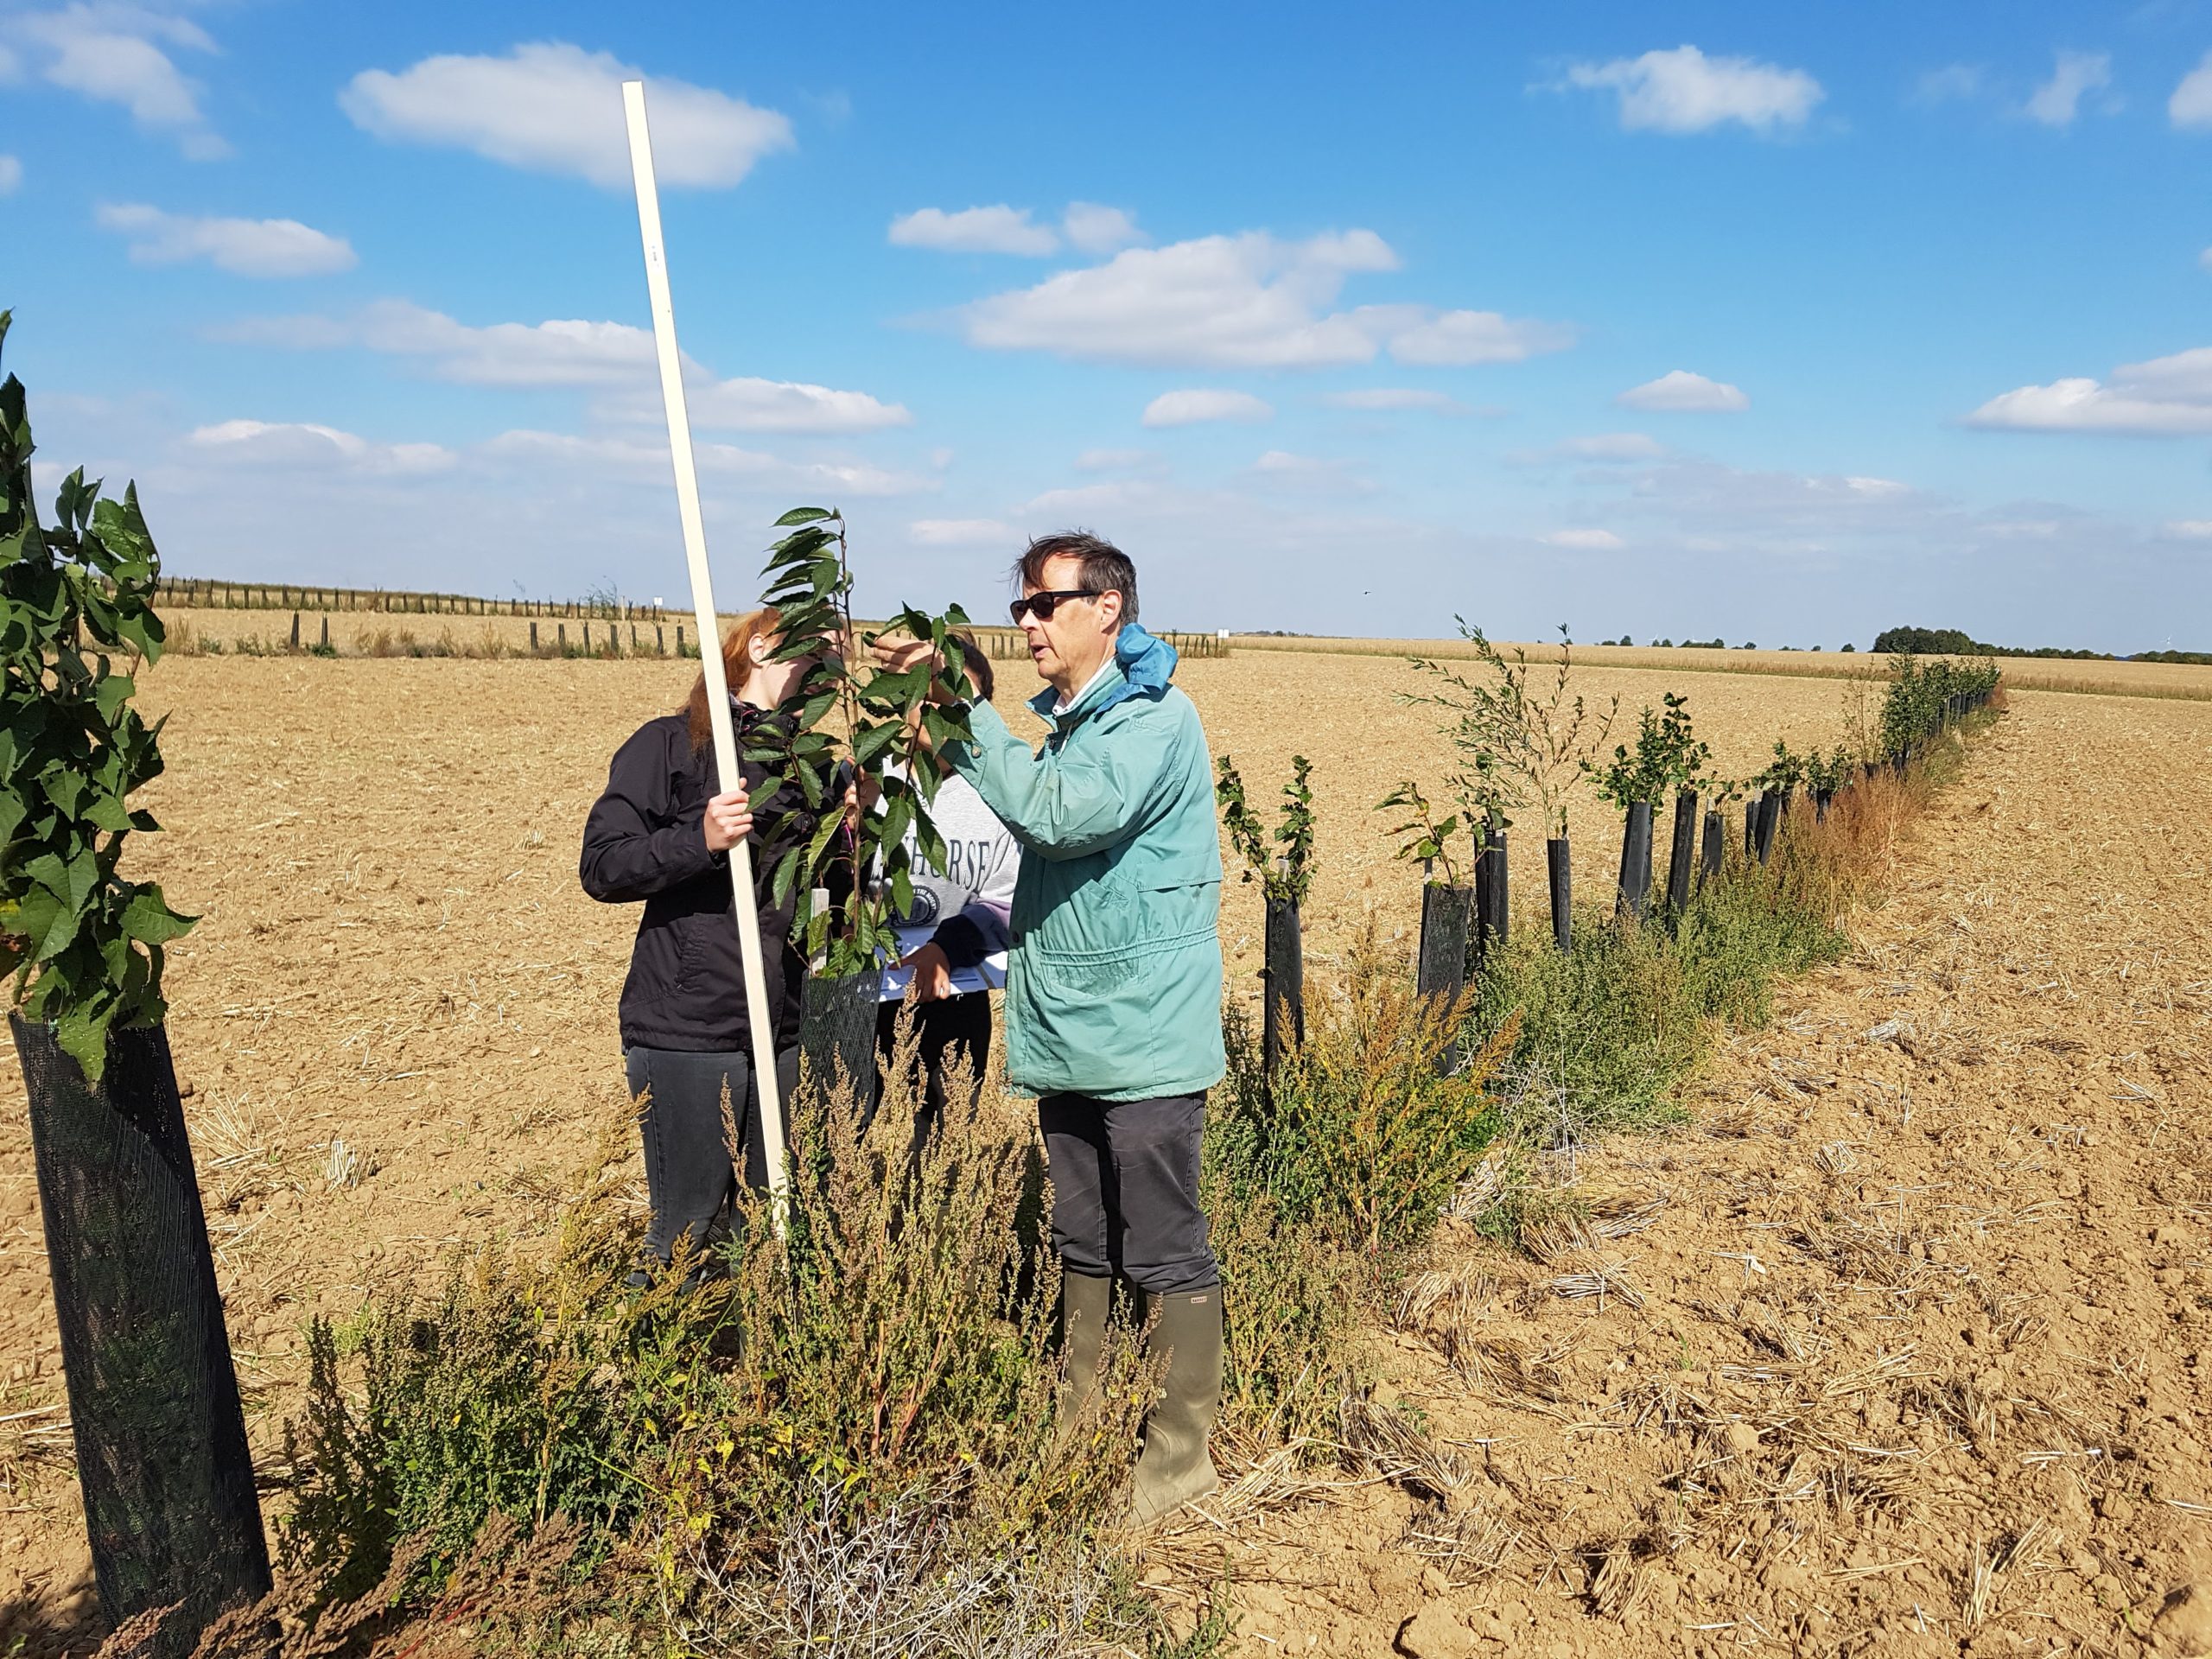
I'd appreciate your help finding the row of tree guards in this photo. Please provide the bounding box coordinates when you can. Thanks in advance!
[156,577,673,619]
[214,614,1230,664]
[1235,666,1999,1079]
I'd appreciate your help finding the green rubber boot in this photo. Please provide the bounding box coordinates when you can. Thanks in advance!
[1130,1287,1224,1525]
[1056,1269,1114,1434]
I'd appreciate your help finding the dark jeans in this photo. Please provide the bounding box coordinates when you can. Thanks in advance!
[875,992,991,1144]
[1038,1090,1217,1296]
[625,1044,796,1265]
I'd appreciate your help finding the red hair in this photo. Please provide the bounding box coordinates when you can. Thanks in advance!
[685,607,781,753]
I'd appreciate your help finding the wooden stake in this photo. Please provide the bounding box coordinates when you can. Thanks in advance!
[623,79,790,1229]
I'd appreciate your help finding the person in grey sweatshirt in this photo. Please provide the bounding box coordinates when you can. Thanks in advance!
[875,635,1018,1140]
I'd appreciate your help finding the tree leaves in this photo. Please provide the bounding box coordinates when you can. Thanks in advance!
[747,505,982,978]
[0,324,187,1081]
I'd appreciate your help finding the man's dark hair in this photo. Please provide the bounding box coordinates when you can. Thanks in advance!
[1014,530,1138,626]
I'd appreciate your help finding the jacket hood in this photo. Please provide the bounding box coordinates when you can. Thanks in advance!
[1104,622,1178,709]
[1029,623,1180,724]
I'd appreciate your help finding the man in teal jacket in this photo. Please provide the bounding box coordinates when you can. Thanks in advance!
[882,530,1226,1522]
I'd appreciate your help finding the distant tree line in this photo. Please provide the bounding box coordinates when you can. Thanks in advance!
[1870,625,2210,665]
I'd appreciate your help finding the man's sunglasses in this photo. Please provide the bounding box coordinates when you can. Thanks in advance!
[1008,588,1102,623]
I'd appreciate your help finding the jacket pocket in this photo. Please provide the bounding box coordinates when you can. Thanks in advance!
[670,911,708,995]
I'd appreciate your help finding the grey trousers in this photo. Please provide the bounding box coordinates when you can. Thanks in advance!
[625,1045,796,1266]
[1038,1090,1218,1296]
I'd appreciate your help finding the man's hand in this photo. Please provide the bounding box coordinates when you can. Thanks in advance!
[870,635,957,705]
[901,941,953,1002]
[842,775,880,831]
[702,786,753,852]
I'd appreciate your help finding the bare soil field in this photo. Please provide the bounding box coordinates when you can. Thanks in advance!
[1235,634,2212,705]
[1,650,2208,1656]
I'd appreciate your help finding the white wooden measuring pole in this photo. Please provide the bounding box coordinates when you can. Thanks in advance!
[622,79,790,1229]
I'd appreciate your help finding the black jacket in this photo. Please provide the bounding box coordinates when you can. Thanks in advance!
[580,705,820,1053]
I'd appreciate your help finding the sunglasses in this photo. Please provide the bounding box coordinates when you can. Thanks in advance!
[1008,588,1100,624]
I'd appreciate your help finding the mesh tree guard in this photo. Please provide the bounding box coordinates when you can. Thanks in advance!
[11,1015,269,1653]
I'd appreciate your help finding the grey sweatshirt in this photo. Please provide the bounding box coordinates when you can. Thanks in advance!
[889,769,1017,970]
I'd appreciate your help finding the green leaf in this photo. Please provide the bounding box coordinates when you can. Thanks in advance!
[93,672,135,724]
[851,721,900,766]
[773,506,835,527]
[120,890,194,947]
[54,1000,113,1084]
[85,793,131,833]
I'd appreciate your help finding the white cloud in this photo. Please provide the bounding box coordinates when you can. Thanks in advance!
[2161,519,2212,539]
[2172,51,2212,128]
[908,518,1014,546]
[189,419,454,475]
[1964,376,2212,434]
[953,229,1571,369]
[1249,449,1370,494]
[1965,344,2212,434]
[16,5,227,157]
[2025,50,2112,128]
[480,429,927,496]
[95,202,357,276]
[1074,448,1157,471]
[887,200,1147,257]
[1540,528,1627,550]
[1512,431,1669,466]
[0,156,19,194]
[1320,387,1467,413]
[888,204,1058,256]
[340,42,792,189]
[0,43,20,83]
[1560,45,1823,136]
[217,300,909,432]
[1062,201,1143,254]
[1913,64,1984,105]
[1617,369,1749,411]
[1141,389,1273,428]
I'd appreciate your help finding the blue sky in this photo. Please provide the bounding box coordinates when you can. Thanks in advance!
[3,3,2210,651]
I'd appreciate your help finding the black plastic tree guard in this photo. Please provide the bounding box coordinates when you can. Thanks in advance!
[1753,791,1780,865]
[1666,790,1699,914]
[1700,810,1725,886]
[1615,801,1654,921]
[1744,799,1758,858]
[1261,894,1305,1077]
[1416,883,1475,1002]
[10,1016,270,1654]
[1478,819,1509,956]
[1547,836,1572,951]
[800,972,879,1117]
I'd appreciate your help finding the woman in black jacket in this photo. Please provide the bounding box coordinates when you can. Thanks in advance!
[580,607,827,1284]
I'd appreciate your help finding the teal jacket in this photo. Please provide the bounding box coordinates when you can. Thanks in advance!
[944,625,1226,1103]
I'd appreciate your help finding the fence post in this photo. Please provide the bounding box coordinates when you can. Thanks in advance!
[657,624,665,654]
[288,612,299,652]
[319,616,329,653]
[558,622,567,653]
[530,621,539,653]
